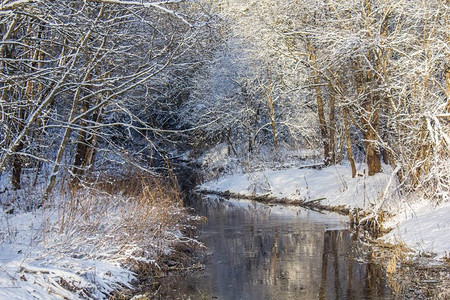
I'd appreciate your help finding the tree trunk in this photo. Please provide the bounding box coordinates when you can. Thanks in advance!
[306,42,330,165]
[11,142,23,190]
[11,106,26,190]
[363,128,382,176]
[343,108,357,178]
[72,101,90,182]
[361,100,382,176]
[265,67,277,151]
[359,91,382,176]
[85,108,102,172]
[72,100,103,183]
[328,83,336,165]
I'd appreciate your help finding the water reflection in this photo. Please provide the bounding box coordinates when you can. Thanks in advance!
[160,196,394,299]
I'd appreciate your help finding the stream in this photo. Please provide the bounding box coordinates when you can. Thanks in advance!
[158,195,396,299]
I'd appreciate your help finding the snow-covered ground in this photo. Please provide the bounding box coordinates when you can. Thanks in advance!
[383,200,450,259]
[200,164,396,210]
[0,191,198,299]
[0,210,132,299]
[199,164,450,260]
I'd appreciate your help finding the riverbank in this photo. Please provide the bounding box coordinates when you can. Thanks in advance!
[198,164,450,261]
[0,176,203,299]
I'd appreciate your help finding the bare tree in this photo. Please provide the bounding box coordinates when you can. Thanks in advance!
[0,0,215,200]
[200,0,448,203]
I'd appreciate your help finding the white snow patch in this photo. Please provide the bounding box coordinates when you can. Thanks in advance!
[383,200,450,259]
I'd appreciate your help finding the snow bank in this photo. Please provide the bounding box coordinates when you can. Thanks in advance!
[0,210,133,300]
[200,164,395,211]
[200,164,450,259]
[383,200,450,259]
[0,192,197,299]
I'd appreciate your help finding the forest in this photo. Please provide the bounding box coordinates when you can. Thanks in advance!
[0,0,449,298]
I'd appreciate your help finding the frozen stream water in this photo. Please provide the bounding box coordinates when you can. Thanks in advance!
[159,195,395,299]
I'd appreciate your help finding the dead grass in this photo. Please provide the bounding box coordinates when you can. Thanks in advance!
[370,239,450,299]
[38,173,204,298]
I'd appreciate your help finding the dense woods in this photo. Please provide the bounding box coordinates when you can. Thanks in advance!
[0,0,448,206]
[185,0,449,204]
[0,0,219,201]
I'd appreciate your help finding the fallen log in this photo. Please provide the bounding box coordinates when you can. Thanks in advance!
[197,189,349,215]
